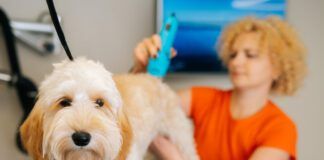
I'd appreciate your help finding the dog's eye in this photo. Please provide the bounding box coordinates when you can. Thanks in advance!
[59,98,72,107]
[95,99,104,107]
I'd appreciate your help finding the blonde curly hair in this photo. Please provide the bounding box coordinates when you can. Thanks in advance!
[218,16,307,95]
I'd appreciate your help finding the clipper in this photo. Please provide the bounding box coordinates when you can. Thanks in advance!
[148,13,178,77]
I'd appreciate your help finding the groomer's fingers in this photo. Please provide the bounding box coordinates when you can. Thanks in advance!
[152,35,177,59]
[143,37,159,58]
[134,42,149,66]
[170,48,177,58]
[152,34,162,51]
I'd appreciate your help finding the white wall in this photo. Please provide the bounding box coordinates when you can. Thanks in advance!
[0,0,323,159]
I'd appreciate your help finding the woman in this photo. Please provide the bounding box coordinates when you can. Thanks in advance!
[131,16,306,160]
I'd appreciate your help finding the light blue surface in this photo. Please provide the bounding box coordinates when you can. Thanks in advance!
[159,0,286,72]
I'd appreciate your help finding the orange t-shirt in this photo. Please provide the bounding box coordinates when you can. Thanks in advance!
[190,87,297,160]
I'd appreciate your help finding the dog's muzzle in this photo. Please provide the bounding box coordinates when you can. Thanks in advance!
[72,131,91,147]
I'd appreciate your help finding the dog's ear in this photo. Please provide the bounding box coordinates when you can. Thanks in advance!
[116,109,133,160]
[20,100,44,160]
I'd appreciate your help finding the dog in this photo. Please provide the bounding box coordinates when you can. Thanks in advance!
[20,58,199,160]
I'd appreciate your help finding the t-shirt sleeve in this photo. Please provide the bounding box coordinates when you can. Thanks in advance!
[190,87,221,128]
[257,117,298,159]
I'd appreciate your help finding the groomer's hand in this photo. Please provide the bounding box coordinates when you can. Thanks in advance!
[149,135,184,160]
[131,34,177,73]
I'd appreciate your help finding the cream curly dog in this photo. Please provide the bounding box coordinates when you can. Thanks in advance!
[20,58,199,160]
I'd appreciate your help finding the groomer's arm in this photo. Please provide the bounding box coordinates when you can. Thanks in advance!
[249,147,289,160]
[177,88,192,116]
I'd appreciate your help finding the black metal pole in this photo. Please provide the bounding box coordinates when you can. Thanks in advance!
[0,7,38,154]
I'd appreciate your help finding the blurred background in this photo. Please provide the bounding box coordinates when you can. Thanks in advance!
[0,0,323,159]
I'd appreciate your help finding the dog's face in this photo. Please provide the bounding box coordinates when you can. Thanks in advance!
[20,58,132,160]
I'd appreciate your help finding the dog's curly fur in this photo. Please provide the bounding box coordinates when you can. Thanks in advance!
[20,58,199,160]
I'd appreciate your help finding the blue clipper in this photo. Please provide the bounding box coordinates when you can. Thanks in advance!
[148,13,178,78]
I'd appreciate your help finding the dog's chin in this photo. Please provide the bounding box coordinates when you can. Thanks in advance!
[64,149,102,160]
[47,140,107,160]
[46,134,118,160]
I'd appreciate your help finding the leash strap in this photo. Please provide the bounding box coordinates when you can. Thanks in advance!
[46,0,74,61]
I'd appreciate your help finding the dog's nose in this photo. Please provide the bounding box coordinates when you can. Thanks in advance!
[72,131,91,146]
